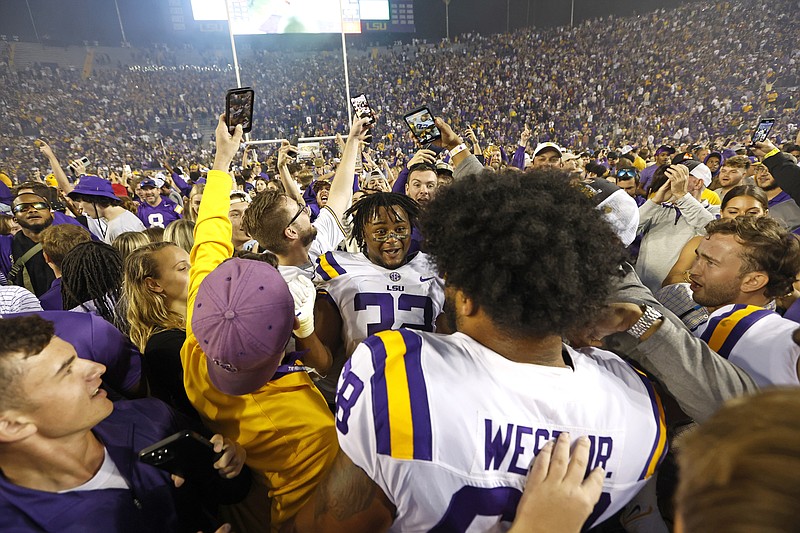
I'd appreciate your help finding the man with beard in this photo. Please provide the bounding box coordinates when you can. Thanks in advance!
[285,169,667,533]
[9,193,59,296]
[243,117,371,282]
[712,155,751,200]
[688,216,800,387]
[136,178,182,229]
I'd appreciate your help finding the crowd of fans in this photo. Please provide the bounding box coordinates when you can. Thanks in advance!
[2,0,800,531]
[1,0,799,182]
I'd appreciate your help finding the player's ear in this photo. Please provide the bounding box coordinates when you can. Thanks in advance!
[453,288,477,317]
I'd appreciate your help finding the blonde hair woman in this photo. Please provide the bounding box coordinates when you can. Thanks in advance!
[112,231,150,262]
[124,241,196,419]
[163,218,195,254]
[184,182,205,222]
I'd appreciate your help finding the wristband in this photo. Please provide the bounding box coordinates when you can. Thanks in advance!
[762,148,780,161]
[448,143,469,159]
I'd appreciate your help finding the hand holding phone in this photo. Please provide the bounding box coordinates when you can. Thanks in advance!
[68,156,90,176]
[350,94,375,144]
[139,430,223,483]
[225,87,255,135]
[350,94,375,125]
[752,117,775,144]
[404,106,442,145]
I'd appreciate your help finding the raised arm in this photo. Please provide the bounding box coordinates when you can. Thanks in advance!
[276,141,305,205]
[38,141,73,195]
[186,115,242,324]
[325,117,371,219]
[435,117,481,179]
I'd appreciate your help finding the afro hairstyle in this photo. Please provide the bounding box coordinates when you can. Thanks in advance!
[419,167,628,338]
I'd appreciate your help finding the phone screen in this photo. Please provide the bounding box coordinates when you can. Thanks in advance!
[752,118,775,143]
[404,107,441,145]
[350,94,375,125]
[226,87,255,134]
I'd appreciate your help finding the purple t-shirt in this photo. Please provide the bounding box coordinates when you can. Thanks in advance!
[39,277,63,310]
[137,196,182,228]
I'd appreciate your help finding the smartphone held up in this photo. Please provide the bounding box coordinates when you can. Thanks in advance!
[404,106,442,145]
[225,87,255,135]
[752,117,775,144]
[350,94,375,144]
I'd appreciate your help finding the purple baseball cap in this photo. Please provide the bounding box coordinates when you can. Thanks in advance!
[67,175,119,202]
[655,145,676,156]
[191,258,295,396]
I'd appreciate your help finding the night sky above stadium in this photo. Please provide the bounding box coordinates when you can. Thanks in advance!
[0,0,692,46]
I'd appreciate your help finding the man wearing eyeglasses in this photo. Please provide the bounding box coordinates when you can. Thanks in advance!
[243,118,371,282]
[312,191,445,409]
[8,193,58,297]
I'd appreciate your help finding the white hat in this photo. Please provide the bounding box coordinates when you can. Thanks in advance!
[688,162,712,187]
[230,190,252,204]
[533,142,562,158]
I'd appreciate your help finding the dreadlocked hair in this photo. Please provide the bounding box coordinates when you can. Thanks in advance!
[419,168,628,339]
[345,192,421,252]
[124,242,186,352]
[61,241,125,330]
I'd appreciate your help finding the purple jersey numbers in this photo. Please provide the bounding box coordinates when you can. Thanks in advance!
[353,292,435,336]
[336,359,364,435]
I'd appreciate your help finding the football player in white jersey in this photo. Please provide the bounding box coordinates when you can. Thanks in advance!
[285,167,669,533]
[313,192,446,405]
[688,216,800,386]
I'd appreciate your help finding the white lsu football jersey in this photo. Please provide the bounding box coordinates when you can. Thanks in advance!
[694,304,800,387]
[316,250,446,357]
[335,330,668,532]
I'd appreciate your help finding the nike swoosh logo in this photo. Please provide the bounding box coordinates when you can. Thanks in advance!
[620,505,653,525]
[420,276,436,282]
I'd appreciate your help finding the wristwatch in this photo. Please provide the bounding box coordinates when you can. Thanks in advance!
[626,305,663,339]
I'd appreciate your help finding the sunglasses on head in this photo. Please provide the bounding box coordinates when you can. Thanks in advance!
[614,169,638,180]
[12,201,50,214]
